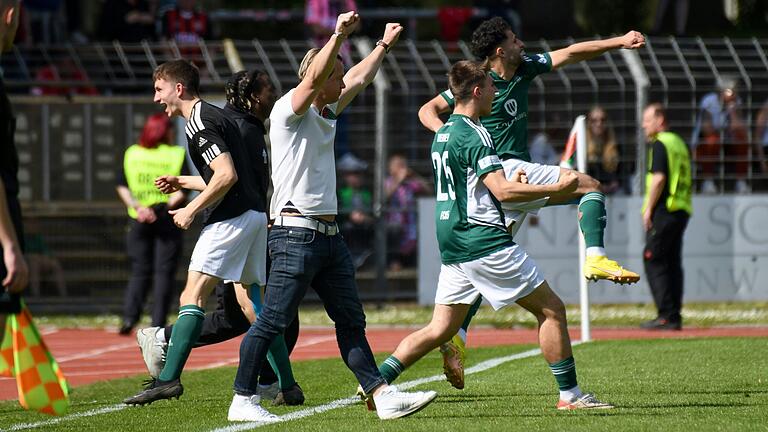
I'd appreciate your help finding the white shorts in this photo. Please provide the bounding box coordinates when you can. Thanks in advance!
[434,244,545,310]
[500,159,561,228]
[189,210,268,286]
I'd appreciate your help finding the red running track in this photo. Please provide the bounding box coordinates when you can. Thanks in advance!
[2,326,767,401]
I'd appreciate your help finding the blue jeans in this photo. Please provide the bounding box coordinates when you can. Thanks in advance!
[233,226,385,395]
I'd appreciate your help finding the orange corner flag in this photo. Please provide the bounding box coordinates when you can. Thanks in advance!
[0,299,69,415]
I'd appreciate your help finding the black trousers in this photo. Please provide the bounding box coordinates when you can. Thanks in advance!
[122,213,183,327]
[643,208,689,323]
[164,281,301,386]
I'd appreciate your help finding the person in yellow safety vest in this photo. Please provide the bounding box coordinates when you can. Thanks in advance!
[640,103,693,331]
[116,113,188,335]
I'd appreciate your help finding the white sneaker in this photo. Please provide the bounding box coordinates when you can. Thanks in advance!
[257,382,280,401]
[136,327,167,378]
[373,385,437,420]
[227,394,280,422]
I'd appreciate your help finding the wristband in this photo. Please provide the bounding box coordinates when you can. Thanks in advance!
[376,39,391,54]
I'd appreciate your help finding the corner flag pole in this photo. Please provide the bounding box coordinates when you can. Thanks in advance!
[560,115,590,342]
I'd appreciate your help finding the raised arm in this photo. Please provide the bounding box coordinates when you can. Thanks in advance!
[336,22,403,114]
[291,11,359,115]
[418,94,452,133]
[549,31,645,70]
[482,169,577,202]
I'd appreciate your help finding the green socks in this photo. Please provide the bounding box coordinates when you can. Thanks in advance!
[159,305,205,382]
[461,296,483,334]
[267,334,296,389]
[578,192,607,249]
[379,355,405,384]
[549,356,578,391]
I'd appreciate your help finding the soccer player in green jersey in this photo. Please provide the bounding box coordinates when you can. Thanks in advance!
[420,17,644,389]
[373,60,613,410]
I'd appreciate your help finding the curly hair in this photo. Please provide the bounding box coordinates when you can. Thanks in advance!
[225,69,268,113]
[470,17,512,59]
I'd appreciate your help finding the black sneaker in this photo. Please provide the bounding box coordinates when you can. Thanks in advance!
[640,318,682,331]
[118,323,135,336]
[123,379,183,405]
[273,383,305,406]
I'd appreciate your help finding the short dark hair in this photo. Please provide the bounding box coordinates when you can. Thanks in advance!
[153,60,200,96]
[448,60,490,103]
[645,102,666,119]
[470,17,512,59]
[226,69,270,112]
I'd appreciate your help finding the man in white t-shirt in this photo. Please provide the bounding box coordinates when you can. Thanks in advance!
[229,11,437,422]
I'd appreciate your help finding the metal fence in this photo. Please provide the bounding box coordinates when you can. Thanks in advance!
[6,36,768,309]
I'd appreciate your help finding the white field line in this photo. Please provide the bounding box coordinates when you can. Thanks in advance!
[2,335,340,430]
[207,343,584,432]
[5,404,126,431]
[5,341,582,431]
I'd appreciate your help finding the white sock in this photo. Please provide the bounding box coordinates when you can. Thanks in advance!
[457,328,467,344]
[585,247,606,257]
[155,328,167,344]
[560,385,583,401]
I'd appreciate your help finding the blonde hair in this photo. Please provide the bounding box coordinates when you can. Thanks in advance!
[586,106,619,173]
[297,48,322,80]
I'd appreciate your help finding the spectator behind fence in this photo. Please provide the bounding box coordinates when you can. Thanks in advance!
[586,106,621,194]
[160,0,210,46]
[753,100,768,183]
[691,77,752,194]
[97,0,157,43]
[116,112,187,335]
[337,153,373,269]
[385,152,429,271]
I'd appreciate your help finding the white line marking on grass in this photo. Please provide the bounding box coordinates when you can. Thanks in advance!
[6,404,126,431]
[208,343,583,432]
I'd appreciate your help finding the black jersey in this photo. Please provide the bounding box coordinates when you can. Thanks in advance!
[185,100,260,225]
[223,103,269,213]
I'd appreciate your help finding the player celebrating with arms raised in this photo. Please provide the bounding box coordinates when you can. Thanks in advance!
[376,59,613,411]
[419,17,645,389]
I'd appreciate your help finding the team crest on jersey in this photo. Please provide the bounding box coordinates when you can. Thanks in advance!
[437,133,450,142]
[504,99,518,116]
[198,137,208,147]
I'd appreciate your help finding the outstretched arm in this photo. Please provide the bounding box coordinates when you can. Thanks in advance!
[336,22,403,114]
[482,169,577,202]
[418,94,452,133]
[550,31,645,70]
[291,11,360,115]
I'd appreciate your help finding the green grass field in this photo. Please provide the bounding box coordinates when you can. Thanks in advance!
[1,337,766,431]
